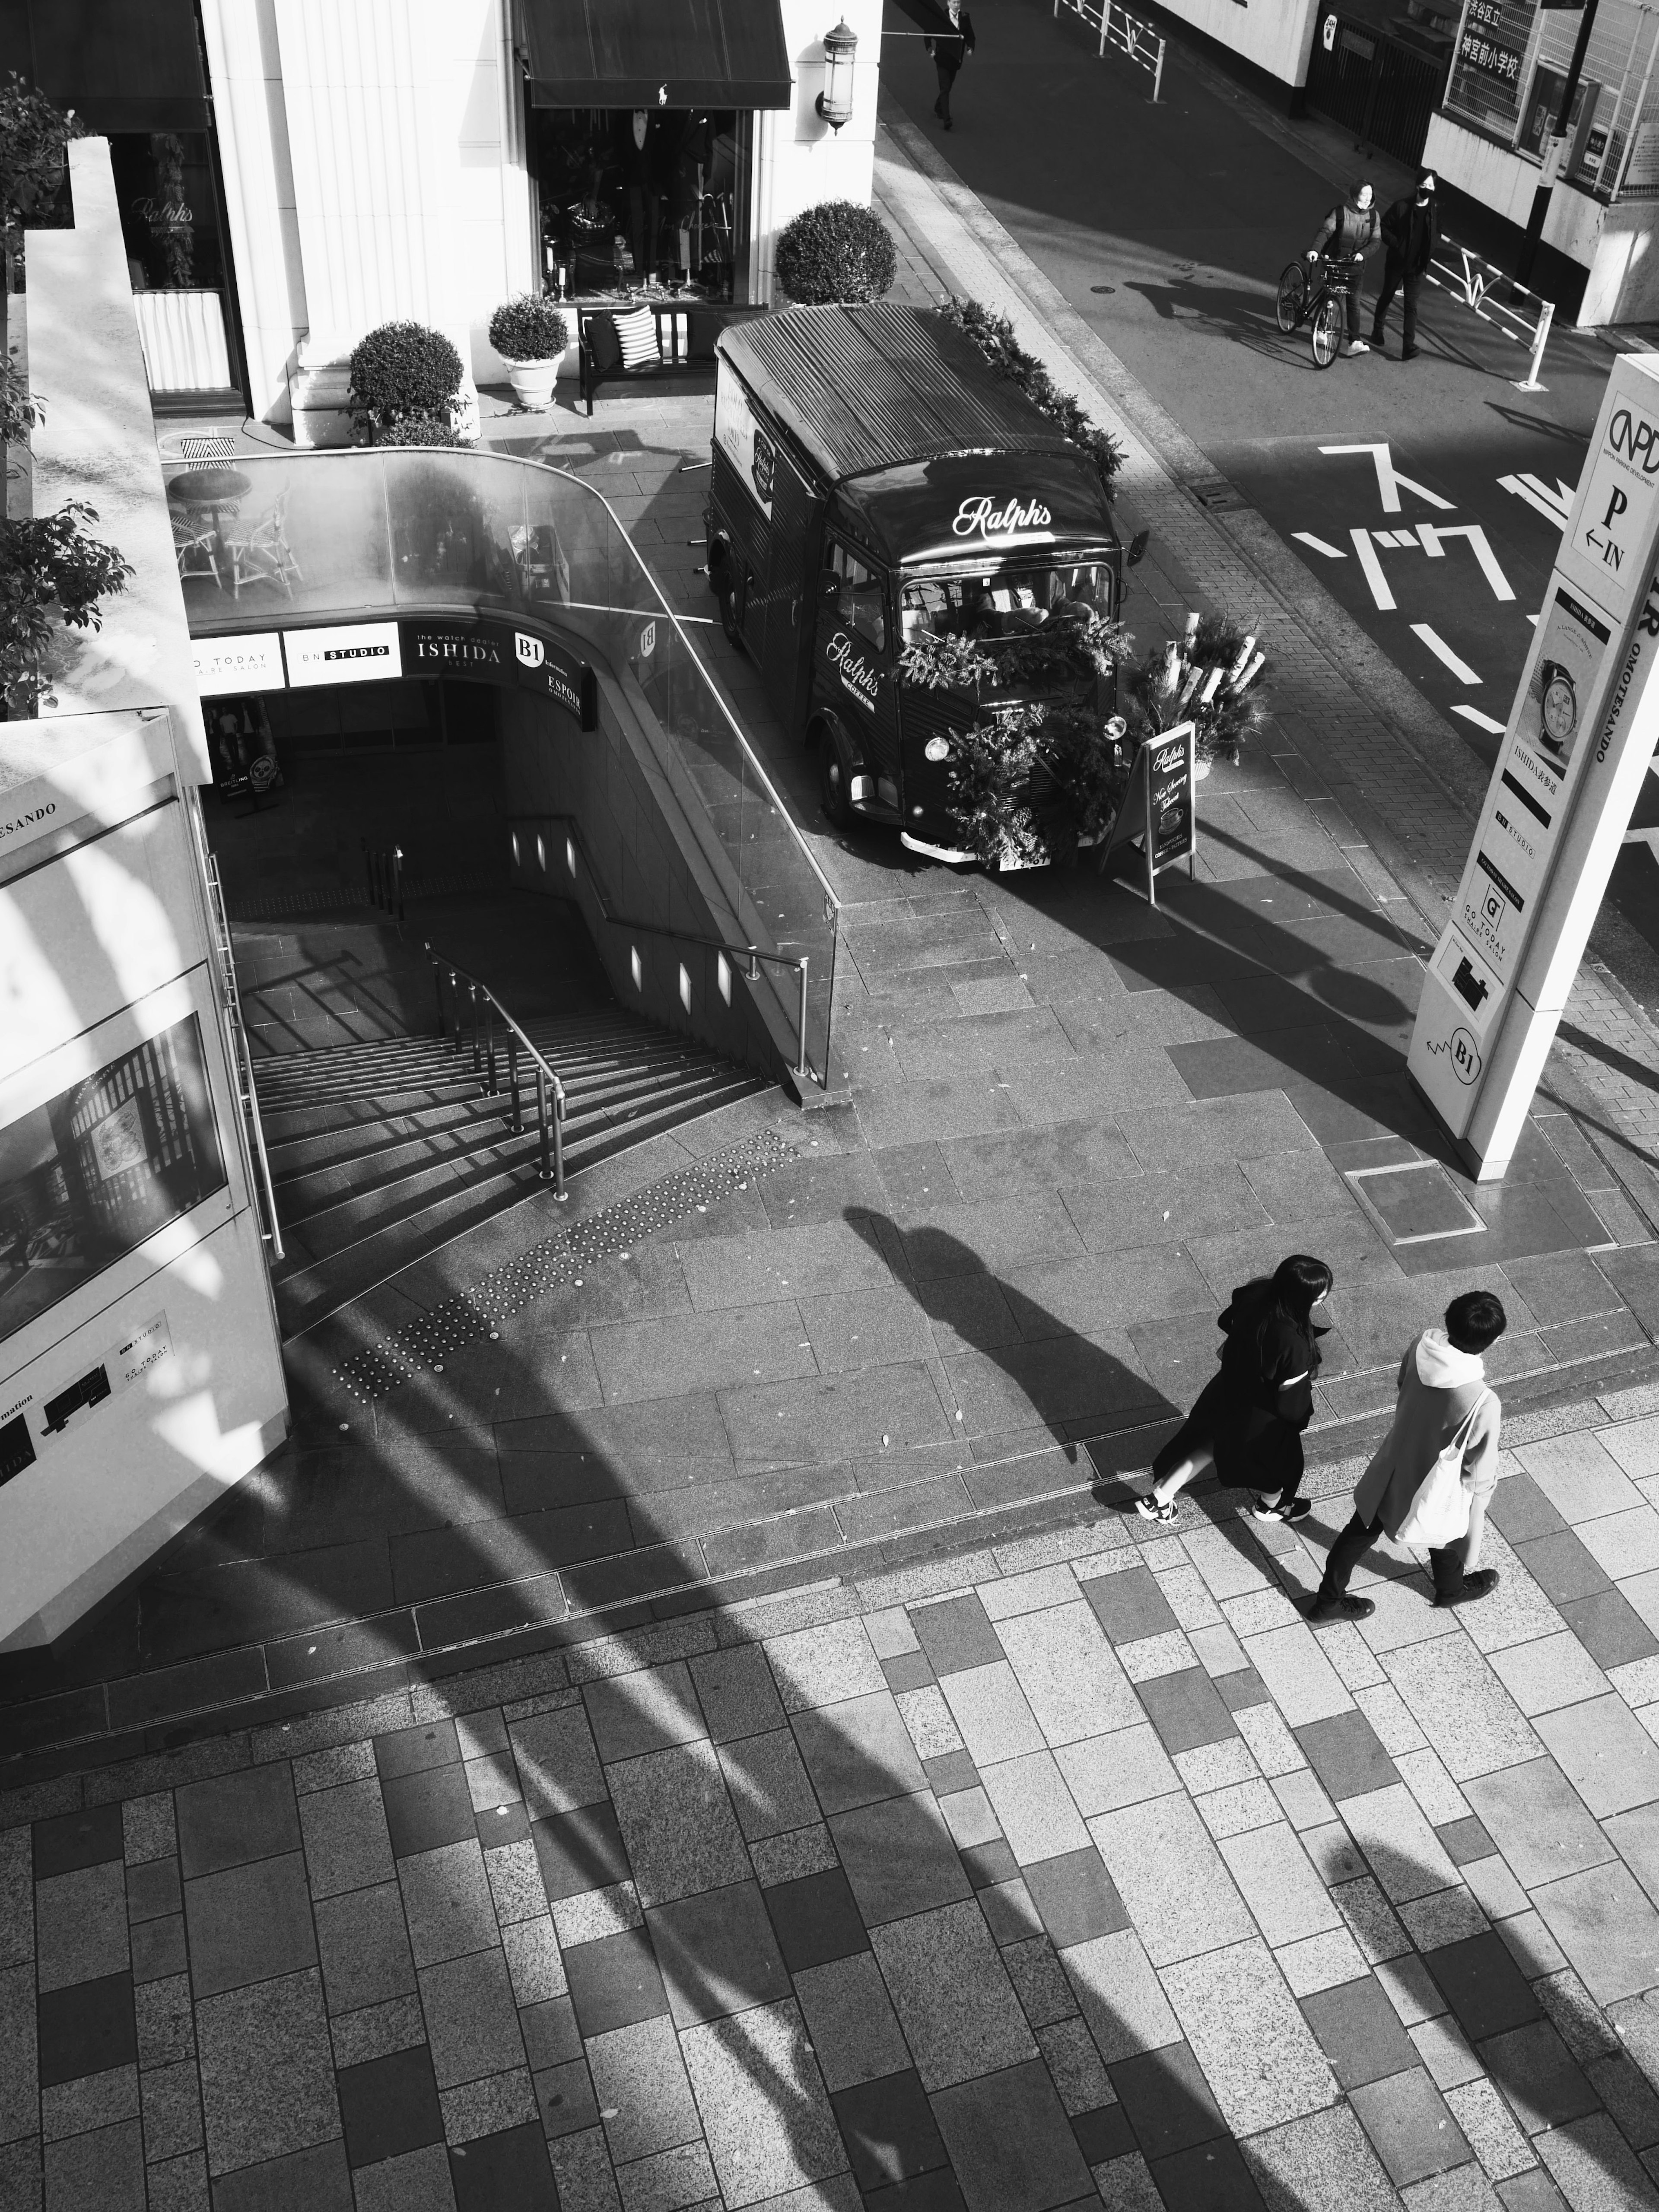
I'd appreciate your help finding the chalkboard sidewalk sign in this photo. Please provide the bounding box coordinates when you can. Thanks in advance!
[1103,721,1197,905]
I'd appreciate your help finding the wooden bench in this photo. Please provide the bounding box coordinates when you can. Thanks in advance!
[576,301,768,415]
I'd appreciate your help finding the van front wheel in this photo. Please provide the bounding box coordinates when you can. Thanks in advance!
[819,726,855,831]
[719,590,745,652]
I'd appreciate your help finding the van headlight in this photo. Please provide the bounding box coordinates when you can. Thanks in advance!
[924,736,950,763]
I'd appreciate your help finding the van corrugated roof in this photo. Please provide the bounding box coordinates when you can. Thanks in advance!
[716,304,1078,485]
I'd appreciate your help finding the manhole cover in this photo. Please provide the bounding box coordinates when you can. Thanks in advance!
[1347,1159,1484,1247]
[1090,284,1116,294]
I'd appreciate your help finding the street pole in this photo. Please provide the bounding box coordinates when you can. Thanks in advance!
[1516,0,1599,283]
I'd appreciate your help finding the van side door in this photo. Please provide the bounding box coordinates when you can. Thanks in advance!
[814,539,897,775]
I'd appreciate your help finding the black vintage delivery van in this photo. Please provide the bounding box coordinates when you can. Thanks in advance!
[705,303,1126,864]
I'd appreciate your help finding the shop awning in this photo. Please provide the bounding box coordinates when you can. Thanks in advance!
[523,0,792,110]
[0,0,209,133]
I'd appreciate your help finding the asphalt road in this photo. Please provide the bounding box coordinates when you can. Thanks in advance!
[881,0,1659,959]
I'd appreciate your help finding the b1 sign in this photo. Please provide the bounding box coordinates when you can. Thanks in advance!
[1409,350,1659,1175]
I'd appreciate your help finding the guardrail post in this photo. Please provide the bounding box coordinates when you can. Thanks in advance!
[485,1004,498,1096]
[468,983,480,1072]
[1519,298,1554,391]
[535,1068,553,1186]
[1151,32,1165,99]
[430,951,444,1038]
[795,957,811,1082]
[1100,1,1109,57]
[508,1033,522,1131]
[393,845,405,922]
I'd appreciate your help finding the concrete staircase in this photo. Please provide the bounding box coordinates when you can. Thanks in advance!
[257,1007,764,1338]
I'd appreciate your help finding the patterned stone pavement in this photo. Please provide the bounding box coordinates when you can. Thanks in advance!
[6,1389,1659,2212]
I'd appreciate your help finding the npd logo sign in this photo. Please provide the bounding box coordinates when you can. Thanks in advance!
[1576,391,1659,596]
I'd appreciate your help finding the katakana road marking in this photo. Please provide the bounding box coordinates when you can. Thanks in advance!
[1351,528,1395,610]
[1292,531,1347,558]
[1415,521,1516,601]
[1452,704,1508,734]
[1412,624,1481,683]
[1320,442,1456,513]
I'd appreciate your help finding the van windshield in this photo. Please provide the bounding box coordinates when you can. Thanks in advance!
[899,562,1112,648]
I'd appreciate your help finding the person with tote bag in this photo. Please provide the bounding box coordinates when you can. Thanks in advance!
[1304,1291,1507,1622]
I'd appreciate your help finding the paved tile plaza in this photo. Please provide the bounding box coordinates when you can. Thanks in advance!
[6,1389,1659,2212]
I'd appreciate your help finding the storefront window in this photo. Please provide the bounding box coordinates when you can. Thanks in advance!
[108,130,239,394]
[535,108,749,301]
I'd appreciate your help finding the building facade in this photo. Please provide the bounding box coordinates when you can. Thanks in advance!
[2,0,881,424]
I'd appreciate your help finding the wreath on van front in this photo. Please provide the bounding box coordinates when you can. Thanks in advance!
[896,610,1270,871]
[898,616,1134,870]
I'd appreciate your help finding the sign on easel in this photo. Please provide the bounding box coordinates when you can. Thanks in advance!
[1408,349,1659,1179]
[1103,722,1197,904]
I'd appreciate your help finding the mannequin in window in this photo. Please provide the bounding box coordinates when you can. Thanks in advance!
[614,109,662,280]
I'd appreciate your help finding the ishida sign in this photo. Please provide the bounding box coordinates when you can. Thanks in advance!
[1408,351,1659,1176]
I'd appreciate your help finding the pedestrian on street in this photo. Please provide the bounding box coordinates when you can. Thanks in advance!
[1304,1290,1506,1623]
[1309,178,1381,357]
[1136,1254,1333,1527]
[925,0,975,130]
[1371,171,1439,360]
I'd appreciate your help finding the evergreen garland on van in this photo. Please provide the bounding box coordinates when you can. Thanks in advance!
[936,298,1124,495]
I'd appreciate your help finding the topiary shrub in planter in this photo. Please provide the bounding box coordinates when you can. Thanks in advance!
[348,321,463,442]
[774,200,896,305]
[378,413,460,449]
[488,294,569,411]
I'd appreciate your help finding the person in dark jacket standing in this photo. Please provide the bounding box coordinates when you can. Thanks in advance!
[1136,1255,1333,1525]
[1370,171,1439,359]
[1309,179,1381,355]
[925,0,975,130]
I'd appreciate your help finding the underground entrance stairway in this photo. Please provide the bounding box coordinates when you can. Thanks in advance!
[242,900,767,1340]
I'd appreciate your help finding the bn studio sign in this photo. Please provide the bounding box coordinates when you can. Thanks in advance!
[191,617,597,730]
[1408,353,1659,1177]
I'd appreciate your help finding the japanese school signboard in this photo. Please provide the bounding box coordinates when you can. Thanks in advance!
[1408,352,1659,1177]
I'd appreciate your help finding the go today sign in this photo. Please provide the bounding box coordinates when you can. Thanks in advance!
[1409,352,1659,1175]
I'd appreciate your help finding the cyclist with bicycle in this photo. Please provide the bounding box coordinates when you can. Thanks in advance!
[1306,179,1382,357]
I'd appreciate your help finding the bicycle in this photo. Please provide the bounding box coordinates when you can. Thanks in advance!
[1274,251,1364,369]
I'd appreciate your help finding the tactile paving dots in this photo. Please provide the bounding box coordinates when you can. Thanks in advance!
[330,1129,795,1404]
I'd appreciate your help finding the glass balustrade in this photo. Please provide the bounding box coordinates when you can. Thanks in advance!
[166,448,839,1086]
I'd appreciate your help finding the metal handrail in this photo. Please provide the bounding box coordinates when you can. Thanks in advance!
[423,942,568,1198]
[201,847,285,1258]
[513,811,814,1084]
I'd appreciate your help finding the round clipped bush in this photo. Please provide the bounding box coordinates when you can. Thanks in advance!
[348,321,463,433]
[377,413,460,448]
[489,293,569,362]
[774,200,896,305]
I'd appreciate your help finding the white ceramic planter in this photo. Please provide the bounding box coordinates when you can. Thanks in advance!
[505,357,560,410]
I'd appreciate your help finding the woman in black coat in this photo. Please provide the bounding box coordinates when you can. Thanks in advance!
[1136,1254,1332,1526]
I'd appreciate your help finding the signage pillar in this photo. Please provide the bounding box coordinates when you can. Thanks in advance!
[1408,349,1659,1177]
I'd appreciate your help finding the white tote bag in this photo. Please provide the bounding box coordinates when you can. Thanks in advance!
[1395,1392,1489,1548]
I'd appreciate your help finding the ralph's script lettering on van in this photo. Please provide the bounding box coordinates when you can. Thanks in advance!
[827,632,881,711]
[952,495,1055,543]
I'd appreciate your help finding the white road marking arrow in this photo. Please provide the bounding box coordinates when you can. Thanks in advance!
[1497,472,1575,526]
[1412,624,1481,683]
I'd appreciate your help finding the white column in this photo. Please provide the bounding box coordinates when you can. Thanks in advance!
[1408,350,1659,1176]
[198,0,308,423]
